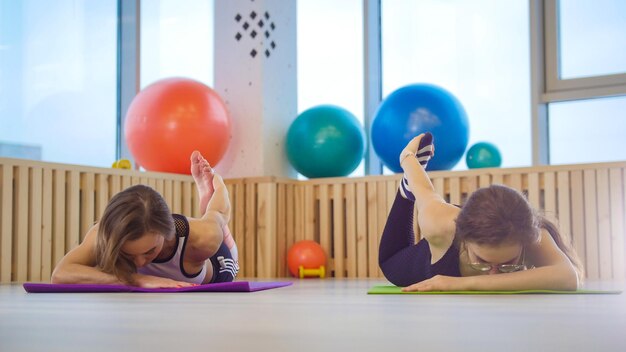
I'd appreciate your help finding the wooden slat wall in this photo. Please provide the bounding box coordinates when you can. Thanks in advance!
[0,158,199,283]
[0,157,625,282]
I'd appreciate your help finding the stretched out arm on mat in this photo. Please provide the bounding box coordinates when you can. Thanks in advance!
[403,229,579,292]
[51,225,194,288]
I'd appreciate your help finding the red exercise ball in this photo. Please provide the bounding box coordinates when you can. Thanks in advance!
[125,77,231,174]
[287,240,326,277]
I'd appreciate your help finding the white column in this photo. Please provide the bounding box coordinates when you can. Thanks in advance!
[214,0,297,178]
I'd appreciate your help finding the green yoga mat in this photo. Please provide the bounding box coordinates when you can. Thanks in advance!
[368,285,622,295]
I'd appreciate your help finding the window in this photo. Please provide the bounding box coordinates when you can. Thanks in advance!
[558,0,626,80]
[544,0,626,97]
[140,0,214,88]
[543,0,626,166]
[549,96,626,165]
[381,0,531,170]
[297,0,364,177]
[0,0,117,167]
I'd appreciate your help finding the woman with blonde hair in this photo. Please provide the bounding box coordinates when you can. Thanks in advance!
[52,151,239,288]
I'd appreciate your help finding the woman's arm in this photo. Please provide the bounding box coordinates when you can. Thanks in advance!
[185,212,225,264]
[401,135,460,259]
[403,229,579,291]
[51,225,195,288]
[51,225,123,285]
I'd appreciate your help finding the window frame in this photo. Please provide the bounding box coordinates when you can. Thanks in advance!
[543,0,626,103]
[363,0,383,175]
[117,0,140,163]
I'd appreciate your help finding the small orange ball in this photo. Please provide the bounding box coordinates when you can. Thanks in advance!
[287,240,326,277]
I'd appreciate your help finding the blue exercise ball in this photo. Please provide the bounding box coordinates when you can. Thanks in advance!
[286,105,366,178]
[466,142,502,169]
[371,84,469,172]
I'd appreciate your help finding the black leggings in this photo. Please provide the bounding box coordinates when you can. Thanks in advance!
[208,242,239,283]
[379,190,461,286]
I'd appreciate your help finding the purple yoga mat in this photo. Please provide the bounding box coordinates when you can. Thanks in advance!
[23,281,292,293]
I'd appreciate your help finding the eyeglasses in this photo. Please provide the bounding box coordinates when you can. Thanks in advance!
[467,247,530,273]
[468,262,528,273]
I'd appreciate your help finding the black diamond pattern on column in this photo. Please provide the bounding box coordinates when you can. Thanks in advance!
[234,9,277,59]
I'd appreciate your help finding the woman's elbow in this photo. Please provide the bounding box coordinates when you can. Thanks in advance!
[566,270,580,291]
[191,221,224,258]
[51,267,69,284]
[556,265,579,291]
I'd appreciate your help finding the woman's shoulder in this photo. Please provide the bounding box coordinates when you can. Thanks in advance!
[417,201,460,248]
[170,214,189,237]
[83,223,100,242]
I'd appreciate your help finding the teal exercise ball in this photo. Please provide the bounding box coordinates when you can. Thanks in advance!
[286,105,366,178]
[466,142,502,169]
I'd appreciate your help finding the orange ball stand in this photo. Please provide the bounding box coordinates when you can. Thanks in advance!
[287,240,327,278]
[125,78,231,175]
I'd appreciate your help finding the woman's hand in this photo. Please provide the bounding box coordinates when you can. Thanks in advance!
[401,275,469,292]
[399,132,435,169]
[133,274,198,289]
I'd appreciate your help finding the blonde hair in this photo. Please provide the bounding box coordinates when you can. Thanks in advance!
[95,185,174,284]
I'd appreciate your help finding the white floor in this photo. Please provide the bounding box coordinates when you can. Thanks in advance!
[1,279,625,352]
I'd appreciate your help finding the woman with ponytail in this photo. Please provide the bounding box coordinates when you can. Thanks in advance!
[379,133,581,291]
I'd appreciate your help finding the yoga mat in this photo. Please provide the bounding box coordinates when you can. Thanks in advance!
[24,281,292,293]
[368,285,622,295]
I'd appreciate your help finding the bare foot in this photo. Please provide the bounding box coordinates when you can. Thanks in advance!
[190,151,214,214]
[204,173,231,224]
